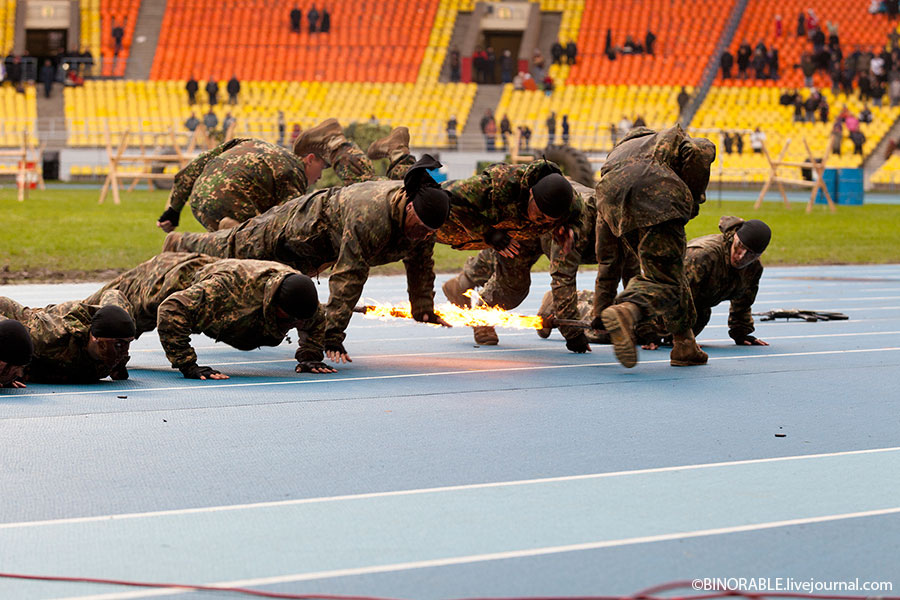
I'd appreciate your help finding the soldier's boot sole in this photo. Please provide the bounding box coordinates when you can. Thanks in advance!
[473,326,499,346]
[292,118,344,158]
[442,274,473,308]
[600,303,639,368]
[670,329,709,366]
[162,232,183,252]
[367,127,411,160]
[536,290,554,338]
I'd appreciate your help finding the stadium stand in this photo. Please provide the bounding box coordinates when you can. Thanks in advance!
[0,85,36,147]
[79,0,140,77]
[79,0,101,65]
[1,0,14,56]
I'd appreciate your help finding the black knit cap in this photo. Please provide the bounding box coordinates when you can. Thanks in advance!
[412,187,451,230]
[90,305,136,339]
[736,219,772,254]
[531,173,574,219]
[275,274,319,319]
[0,320,33,366]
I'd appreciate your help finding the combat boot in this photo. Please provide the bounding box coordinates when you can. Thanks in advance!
[367,126,410,162]
[442,273,474,308]
[293,118,346,163]
[536,290,554,338]
[670,329,708,367]
[162,232,183,252]
[600,302,641,368]
[473,326,499,345]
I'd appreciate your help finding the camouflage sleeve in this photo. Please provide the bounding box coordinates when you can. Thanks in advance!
[591,219,623,321]
[728,269,761,341]
[548,237,584,341]
[168,139,247,212]
[403,242,437,317]
[323,230,371,348]
[295,304,326,363]
[98,289,133,316]
[444,174,494,242]
[156,281,222,368]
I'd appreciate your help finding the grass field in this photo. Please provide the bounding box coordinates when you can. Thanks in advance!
[1,186,899,282]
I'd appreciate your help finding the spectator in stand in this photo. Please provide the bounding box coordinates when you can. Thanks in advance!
[80,46,94,78]
[723,132,734,154]
[184,112,200,132]
[605,28,614,60]
[819,96,830,123]
[512,71,524,90]
[320,7,330,33]
[543,74,554,96]
[480,109,496,151]
[831,118,843,156]
[111,17,126,57]
[446,115,458,149]
[39,59,55,98]
[800,52,815,88]
[186,76,198,104]
[307,5,319,33]
[277,111,286,146]
[858,71,872,102]
[290,5,302,32]
[768,48,780,80]
[566,39,577,65]
[472,46,486,83]
[518,125,532,152]
[609,123,619,147]
[890,74,900,106]
[622,35,639,54]
[889,29,900,51]
[720,50,734,79]
[751,48,767,79]
[551,41,564,65]
[750,127,765,153]
[500,114,512,150]
[737,41,752,78]
[677,86,691,115]
[845,113,865,155]
[532,49,547,80]
[546,111,557,146]
[223,113,236,137]
[829,60,842,95]
[226,74,240,105]
[734,131,744,154]
[775,14,783,37]
[796,10,806,37]
[859,103,874,122]
[870,75,886,107]
[804,90,821,122]
[561,115,570,145]
[289,123,301,147]
[632,115,646,128]
[7,55,23,91]
[203,109,218,134]
[500,49,514,84]
[645,30,656,56]
[485,47,496,84]
[779,88,798,106]
[805,9,819,38]
[206,78,219,106]
[827,21,840,49]
[449,46,461,82]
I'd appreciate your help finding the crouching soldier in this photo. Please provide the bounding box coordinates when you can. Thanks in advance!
[0,319,34,388]
[85,253,330,379]
[0,297,135,384]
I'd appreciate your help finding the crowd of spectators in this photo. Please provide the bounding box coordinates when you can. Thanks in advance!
[465,111,572,151]
[603,29,657,60]
[2,48,93,96]
[289,5,331,34]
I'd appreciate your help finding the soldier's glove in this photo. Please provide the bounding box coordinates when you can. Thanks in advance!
[733,335,763,345]
[179,364,223,379]
[158,207,180,227]
[565,332,592,354]
[295,360,336,373]
[484,228,512,252]
[413,310,452,328]
[324,340,347,355]
[110,364,130,381]
[590,316,605,331]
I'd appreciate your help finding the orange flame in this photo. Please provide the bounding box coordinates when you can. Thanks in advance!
[360,290,545,330]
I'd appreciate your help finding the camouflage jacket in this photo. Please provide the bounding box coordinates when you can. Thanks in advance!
[155,258,326,368]
[596,125,716,237]
[167,138,308,217]
[685,216,763,341]
[0,296,130,384]
[171,180,436,348]
[439,160,583,250]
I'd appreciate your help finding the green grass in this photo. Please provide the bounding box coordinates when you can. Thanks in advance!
[1,186,899,282]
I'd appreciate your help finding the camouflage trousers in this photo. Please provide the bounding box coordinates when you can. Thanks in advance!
[612,219,696,336]
[0,297,29,322]
[459,239,544,310]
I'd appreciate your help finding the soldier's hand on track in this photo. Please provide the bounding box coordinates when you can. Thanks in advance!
[179,364,230,380]
[296,361,338,374]
[565,333,591,353]
[736,335,768,346]
[157,208,180,232]
[414,311,453,328]
[3,380,26,388]
[641,342,660,350]
[326,350,352,363]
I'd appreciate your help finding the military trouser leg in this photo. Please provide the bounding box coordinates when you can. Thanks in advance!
[0,297,30,322]
[615,220,695,336]
[385,154,416,180]
[332,143,376,185]
[460,249,496,289]
[174,229,234,258]
[190,193,260,232]
[478,239,543,310]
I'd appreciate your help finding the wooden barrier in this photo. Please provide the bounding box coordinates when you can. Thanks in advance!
[754,137,836,213]
[0,131,45,202]
[99,129,202,204]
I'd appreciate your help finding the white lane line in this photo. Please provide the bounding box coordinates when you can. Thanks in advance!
[5,445,900,530]
[57,505,900,600]
[7,346,900,399]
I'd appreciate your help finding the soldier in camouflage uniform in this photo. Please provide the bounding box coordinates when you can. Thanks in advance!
[84,252,330,379]
[0,297,135,384]
[442,179,638,350]
[0,319,33,389]
[438,161,583,344]
[591,125,716,368]
[157,120,415,233]
[163,155,453,362]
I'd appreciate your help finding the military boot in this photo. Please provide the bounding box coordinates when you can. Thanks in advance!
[670,329,708,367]
[473,326,499,345]
[162,232,183,252]
[536,290,554,338]
[600,302,641,368]
[293,118,346,163]
[442,273,474,308]
[366,126,410,162]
